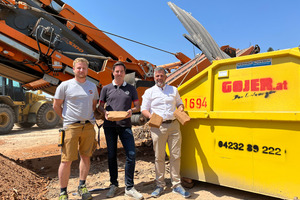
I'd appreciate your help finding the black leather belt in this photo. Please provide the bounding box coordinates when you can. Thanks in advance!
[162,119,175,124]
[75,120,90,124]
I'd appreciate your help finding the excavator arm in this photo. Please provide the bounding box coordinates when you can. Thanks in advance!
[0,0,165,96]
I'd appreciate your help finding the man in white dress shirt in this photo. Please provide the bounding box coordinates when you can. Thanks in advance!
[141,67,191,198]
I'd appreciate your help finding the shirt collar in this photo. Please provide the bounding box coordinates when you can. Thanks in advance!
[112,80,127,87]
[155,84,167,90]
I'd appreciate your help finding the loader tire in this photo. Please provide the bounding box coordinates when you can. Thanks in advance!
[15,122,35,128]
[0,104,15,135]
[36,103,59,129]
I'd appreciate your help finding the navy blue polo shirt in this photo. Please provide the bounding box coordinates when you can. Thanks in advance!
[100,81,138,127]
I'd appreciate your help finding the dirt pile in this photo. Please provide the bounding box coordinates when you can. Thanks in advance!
[0,125,153,200]
[0,153,49,200]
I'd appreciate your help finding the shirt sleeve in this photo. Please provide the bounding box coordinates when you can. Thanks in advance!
[54,82,65,100]
[99,86,107,103]
[175,87,183,107]
[141,88,151,112]
[131,86,139,102]
[93,86,99,100]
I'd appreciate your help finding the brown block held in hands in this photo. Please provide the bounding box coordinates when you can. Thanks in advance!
[174,109,190,125]
[148,113,163,128]
[107,111,128,121]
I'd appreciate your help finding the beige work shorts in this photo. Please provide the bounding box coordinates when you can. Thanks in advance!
[61,122,97,162]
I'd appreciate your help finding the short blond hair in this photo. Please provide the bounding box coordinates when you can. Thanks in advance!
[73,57,89,68]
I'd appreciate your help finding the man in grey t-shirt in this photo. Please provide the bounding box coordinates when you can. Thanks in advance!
[53,57,98,200]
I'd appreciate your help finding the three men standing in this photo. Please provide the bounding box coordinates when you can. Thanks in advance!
[54,60,189,199]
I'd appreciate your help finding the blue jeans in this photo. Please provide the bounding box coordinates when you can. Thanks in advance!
[104,127,136,189]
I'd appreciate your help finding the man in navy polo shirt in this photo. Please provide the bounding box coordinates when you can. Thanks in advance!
[98,61,143,200]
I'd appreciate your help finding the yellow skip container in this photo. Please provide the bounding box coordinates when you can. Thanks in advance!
[178,47,300,200]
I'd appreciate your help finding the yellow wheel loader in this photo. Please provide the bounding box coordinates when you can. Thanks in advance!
[0,76,60,134]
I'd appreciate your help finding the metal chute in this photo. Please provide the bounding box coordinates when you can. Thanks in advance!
[168,2,230,62]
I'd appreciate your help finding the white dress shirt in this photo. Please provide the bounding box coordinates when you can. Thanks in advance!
[141,84,183,121]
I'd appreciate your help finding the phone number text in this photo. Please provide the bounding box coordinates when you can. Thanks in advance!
[218,140,282,156]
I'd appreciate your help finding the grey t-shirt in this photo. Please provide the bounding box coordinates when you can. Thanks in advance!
[54,78,99,126]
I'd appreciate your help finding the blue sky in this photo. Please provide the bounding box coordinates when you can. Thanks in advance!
[62,0,300,66]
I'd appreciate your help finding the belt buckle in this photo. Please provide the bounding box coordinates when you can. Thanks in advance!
[79,121,85,124]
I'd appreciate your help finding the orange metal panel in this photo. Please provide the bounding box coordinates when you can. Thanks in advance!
[59,3,139,64]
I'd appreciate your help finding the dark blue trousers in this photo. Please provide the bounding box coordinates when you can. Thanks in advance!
[104,127,136,189]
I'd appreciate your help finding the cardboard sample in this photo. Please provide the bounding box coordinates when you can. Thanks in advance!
[148,113,163,128]
[107,111,128,121]
[174,109,191,125]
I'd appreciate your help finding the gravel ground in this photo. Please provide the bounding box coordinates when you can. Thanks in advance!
[0,125,281,200]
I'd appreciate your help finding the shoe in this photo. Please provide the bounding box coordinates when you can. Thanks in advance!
[78,184,92,200]
[172,185,191,198]
[106,185,119,198]
[151,186,164,198]
[59,191,68,200]
[125,187,144,200]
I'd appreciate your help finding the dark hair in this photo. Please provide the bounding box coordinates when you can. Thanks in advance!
[113,61,126,72]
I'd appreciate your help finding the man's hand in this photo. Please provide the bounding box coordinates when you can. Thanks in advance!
[105,111,109,120]
[178,104,184,112]
[126,109,133,118]
[98,102,108,120]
